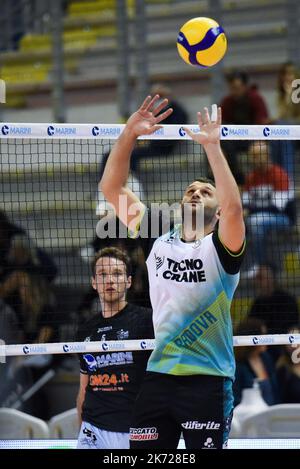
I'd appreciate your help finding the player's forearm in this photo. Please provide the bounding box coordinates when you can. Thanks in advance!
[76,392,84,427]
[204,142,243,214]
[100,128,136,194]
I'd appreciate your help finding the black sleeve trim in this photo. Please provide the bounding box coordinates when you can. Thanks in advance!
[212,230,246,275]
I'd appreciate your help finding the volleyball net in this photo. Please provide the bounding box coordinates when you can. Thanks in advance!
[0,123,300,418]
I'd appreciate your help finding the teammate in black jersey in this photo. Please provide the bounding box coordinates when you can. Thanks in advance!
[76,247,153,449]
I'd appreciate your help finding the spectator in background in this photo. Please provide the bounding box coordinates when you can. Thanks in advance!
[233,318,280,406]
[242,141,295,276]
[248,264,299,335]
[220,71,269,184]
[0,211,57,284]
[270,62,300,182]
[277,326,300,403]
[0,235,58,344]
[100,83,188,178]
[0,298,33,411]
[0,297,20,344]
[276,62,300,124]
[0,298,21,406]
[0,225,60,420]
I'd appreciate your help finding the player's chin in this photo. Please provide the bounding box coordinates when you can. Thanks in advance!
[103,291,121,302]
[190,203,203,212]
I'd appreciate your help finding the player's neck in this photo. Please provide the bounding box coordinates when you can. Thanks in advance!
[101,299,128,318]
[182,223,213,242]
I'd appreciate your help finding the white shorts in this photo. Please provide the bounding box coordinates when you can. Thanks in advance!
[77,421,130,449]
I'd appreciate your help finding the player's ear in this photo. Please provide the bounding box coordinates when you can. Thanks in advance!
[215,207,221,220]
[127,275,132,290]
[91,275,97,290]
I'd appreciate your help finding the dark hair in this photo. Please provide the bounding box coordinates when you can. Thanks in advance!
[91,247,132,277]
[278,62,296,98]
[234,318,266,362]
[226,71,249,86]
[193,177,216,188]
[0,211,14,230]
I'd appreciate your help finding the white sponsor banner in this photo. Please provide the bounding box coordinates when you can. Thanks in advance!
[1,439,300,449]
[1,124,300,140]
[2,335,299,357]
[4,339,157,356]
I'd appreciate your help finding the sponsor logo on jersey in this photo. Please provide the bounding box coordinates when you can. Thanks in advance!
[174,310,218,347]
[117,329,129,340]
[203,437,215,449]
[129,427,159,441]
[164,230,177,244]
[97,326,113,334]
[161,257,206,283]
[83,427,97,442]
[83,352,134,370]
[154,253,165,276]
[83,354,97,371]
[181,420,221,430]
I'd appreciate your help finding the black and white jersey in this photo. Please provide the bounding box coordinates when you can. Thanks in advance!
[78,303,153,432]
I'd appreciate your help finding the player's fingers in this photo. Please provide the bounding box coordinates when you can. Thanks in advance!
[203,107,210,124]
[217,107,222,125]
[182,127,193,138]
[153,98,169,116]
[149,124,163,134]
[147,94,160,111]
[155,107,173,124]
[211,104,218,123]
[197,112,203,127]
[140,95,152,110]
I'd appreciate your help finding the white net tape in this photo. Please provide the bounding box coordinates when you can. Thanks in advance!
[0,334,299,358]
[0,123,299,140]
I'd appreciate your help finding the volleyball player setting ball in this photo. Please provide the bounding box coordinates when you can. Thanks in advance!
[101,19,245,449]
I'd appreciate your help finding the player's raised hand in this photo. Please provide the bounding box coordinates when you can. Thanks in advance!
[126,95,173,138]
[183,105,221,146]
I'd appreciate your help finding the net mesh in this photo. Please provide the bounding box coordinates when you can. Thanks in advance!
[0,124,300,420]
[0,132,218,347]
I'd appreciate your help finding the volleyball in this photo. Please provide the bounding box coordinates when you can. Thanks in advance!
[177,17,227,68]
